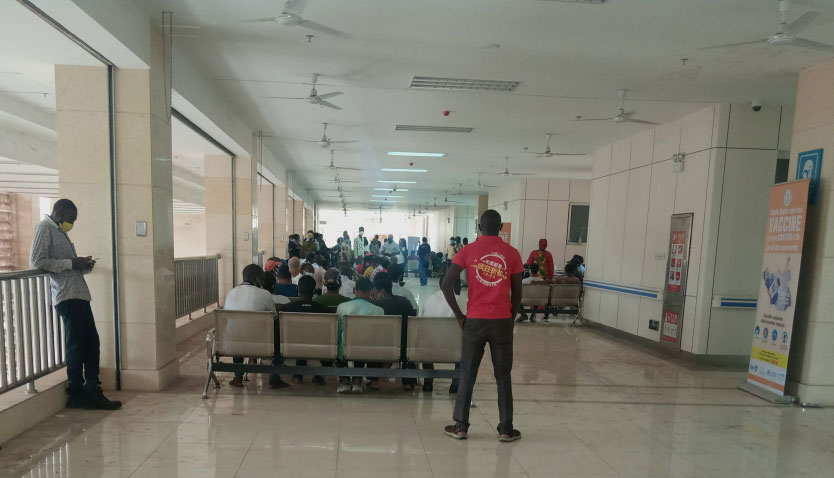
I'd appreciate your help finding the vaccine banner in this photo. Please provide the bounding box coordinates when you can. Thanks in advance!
[746,179,809,396]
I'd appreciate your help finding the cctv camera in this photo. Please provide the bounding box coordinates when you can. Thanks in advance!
[750,100,762,112]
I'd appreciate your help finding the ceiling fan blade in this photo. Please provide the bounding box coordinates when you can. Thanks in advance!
[298,19,348,37]
[697,39,767,50]
[329,180,359,183]
[792,37,834,51]
[329,140,358,144]
[550,153,587,156]
[318,100,343,110]
[264,96,307,100]
[510,172,535,176]
[577,116,616,121]
[335,166,362,171]
[524,151,547,155]
[242,17,280,23]
[624,118,660,125]
[784,11,819,36]
[316,91,343,100]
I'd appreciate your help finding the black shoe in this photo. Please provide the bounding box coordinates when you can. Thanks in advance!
[269,378,290,389]
[312,375,325,386]
[66,393,86,409]
[84,390,122,410]
[422,382,433,392]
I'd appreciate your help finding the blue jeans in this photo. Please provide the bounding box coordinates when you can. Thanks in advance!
[419,260,428,285]
[55,299,100,395]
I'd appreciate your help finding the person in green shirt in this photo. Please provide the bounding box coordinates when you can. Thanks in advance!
[314,269,352,308]
[335,277,383,393]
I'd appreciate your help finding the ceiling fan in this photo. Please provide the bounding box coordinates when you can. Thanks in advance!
[328,173,358,184]
[576,89,659,126]
[302,123,357,149]
[323,150,360,172]
[524,134,586,158]
[243,0,347,37]
[450,183,467,196]
[474,172,496,189]
[700,0,830,52]
[495,157,533,177]
[265,74,344,110]
[444,192,462,204]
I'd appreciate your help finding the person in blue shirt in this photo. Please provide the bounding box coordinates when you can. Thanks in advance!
[273,264,299,298]
[417,237,431,286]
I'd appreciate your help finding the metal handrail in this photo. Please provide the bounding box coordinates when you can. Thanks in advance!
[174,255,220,319]
[0,269,63,395]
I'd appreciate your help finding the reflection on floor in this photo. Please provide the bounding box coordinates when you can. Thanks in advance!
[2,278,834,477]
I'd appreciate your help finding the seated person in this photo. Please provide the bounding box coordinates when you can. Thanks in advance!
[313,256,328,294]
[370,257,389,281]
[283,275,330,386]
[314,269,352,308]
[336,277,384,393]
[407,250,418,262]
[420,277,465,393]
[339,269,356,299]
[522,264,546,284]
[554,261,583,285]
[288,256,302,285]
[388,264,417,311]
[300,262,315,279]
[371,272,417,391]
[223,264,288,389]
[432,252,444,276]
[273,264,299,304]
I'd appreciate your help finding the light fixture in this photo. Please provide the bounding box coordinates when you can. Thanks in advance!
[371,199,397,203]
[374,188,409,192]
[381,168,428,173]
[372,195,402,198]
[378,180,417,184]
[395,125,473,133]
[386,152,446,158]
[409,76,520,92]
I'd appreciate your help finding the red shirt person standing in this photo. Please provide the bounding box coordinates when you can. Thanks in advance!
[526,238,554,281]
[441,209,523,442]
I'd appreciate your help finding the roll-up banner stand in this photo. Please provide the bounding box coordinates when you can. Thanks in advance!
[659,213,694,350]
[739,179,809,404]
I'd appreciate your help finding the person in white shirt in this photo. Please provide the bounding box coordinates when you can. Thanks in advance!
[223,264,288,389]
[419,279,465,393]
[288,257,302,285]
[339,273,356,299]
[389,264,417,310]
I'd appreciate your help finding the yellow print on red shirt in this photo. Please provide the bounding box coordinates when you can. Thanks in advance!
[474,253,509,287]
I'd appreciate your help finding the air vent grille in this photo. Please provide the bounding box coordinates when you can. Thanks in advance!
[410,76,519,92]
[395,125,474,133]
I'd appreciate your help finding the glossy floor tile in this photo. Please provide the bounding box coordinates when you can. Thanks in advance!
[3,280,834,477]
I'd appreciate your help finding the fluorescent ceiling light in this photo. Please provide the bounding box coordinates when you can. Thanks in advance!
[374,188,409,192]
[378,180,417,184]
[381,168,428,173]
[372,195,402,198]
[395,125,473,133]
[410,76,520,92]
[387,152,446,158]
[371,199,397,203]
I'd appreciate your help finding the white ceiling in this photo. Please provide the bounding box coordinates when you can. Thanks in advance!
[139,0,834,210]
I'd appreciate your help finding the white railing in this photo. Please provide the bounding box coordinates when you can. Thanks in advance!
[0,270,64,395]
[174,255,219,319]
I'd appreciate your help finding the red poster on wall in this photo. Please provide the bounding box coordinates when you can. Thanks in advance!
[499,223,512,243]
[667,231,687,293]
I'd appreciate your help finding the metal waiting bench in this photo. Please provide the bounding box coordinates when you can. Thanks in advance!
[520,283,584,323]
[203,310,462,398]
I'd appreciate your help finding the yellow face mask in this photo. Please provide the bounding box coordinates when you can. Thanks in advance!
[59,222,74,233]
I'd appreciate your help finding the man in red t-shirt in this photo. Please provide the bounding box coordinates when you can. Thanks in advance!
[441,209,523,442]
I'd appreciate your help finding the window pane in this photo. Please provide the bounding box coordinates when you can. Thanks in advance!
[568,204,589,244]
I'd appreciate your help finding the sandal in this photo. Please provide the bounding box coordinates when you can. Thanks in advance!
[498,429,522,442]
[444,424,468,440]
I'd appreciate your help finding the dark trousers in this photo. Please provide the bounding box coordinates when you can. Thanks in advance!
[55,299,100,395]
[418,260,428,285]
[453,318,514,434]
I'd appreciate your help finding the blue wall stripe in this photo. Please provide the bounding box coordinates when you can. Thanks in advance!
[583,280,660,299]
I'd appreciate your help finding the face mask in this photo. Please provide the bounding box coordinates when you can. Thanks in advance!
[59,222,74,233]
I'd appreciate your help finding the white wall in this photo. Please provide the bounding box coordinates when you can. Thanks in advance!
[426,206,455,253]
[488,179,589,268]
[173,213,206,258]
[586,103,791,355]
[452,205,477,242]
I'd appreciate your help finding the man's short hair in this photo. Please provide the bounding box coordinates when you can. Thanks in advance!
[324,268,341,290]
[52,198,77,215]
[529,263,539,275]
[372,271,393,294]
[298,275,316,295]
[355,276,373,292]
[242,264,264,285]
[421,237,427,243]
[480,209,502,235]
[277,264,292,280]
[288,257,301,269]
[564,261,578,276]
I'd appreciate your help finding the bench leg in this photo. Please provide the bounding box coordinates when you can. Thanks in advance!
[203,361,220,399]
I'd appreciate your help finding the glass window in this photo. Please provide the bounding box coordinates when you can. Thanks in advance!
[568,204,589,244]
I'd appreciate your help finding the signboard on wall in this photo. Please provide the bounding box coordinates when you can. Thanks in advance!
[796,149,823,204]
[741,179,809,402]
[660,213,693,349]
[499,222,512,243]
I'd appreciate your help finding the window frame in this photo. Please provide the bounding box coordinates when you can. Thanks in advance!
[566,202,590,245]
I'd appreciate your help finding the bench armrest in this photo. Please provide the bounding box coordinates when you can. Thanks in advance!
[206,328,217,361]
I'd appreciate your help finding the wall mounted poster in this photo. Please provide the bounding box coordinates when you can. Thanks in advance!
[660,213,693,349]
[745,179,809,398]
[796,149,822,204]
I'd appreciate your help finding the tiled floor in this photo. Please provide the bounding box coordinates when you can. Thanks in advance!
[2,280,834,477]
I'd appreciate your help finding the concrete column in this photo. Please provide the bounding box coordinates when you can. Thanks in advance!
[205,154,233,304]
[54,24,178,391]
[788,59,834,404]
[293,198,303,237]
[274,183,287,258]
[236,155,255,272]
[257,178,274,258]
